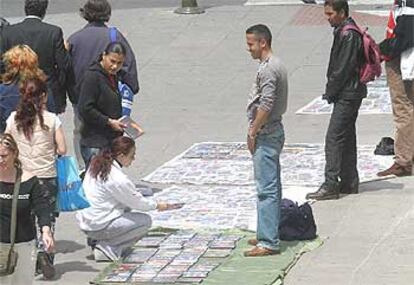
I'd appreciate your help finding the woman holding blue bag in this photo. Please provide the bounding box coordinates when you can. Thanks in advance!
[5,76,66,279]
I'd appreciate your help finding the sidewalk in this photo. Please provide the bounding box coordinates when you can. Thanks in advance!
[245,0,393,5]
[285,176,414,285]
[31,3,414,285]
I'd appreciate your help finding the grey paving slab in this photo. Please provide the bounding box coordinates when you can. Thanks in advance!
[284,177,414,285]
[0,0,246,17]
[245,0,392,5]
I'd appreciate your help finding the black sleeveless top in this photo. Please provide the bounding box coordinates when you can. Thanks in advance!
[0,176,51,243]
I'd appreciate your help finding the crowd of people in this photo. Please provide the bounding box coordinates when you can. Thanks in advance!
[0,0,413,283]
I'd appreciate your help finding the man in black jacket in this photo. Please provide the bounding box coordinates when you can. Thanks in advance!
[307,0,367,200]
[1,0,71,114]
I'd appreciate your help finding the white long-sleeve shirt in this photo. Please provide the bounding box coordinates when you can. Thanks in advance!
[76,161,157,232]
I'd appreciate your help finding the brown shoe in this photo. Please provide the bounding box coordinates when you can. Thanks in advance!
[247,239,258,246]
[377,163,412,177]
[243,246,280,257]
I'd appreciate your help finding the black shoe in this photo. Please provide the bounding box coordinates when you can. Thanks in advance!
[306,184,339,200]
[37,252,56,279]
[87,237,98,250]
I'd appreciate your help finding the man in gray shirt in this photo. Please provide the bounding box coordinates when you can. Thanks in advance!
[244,24,288,257]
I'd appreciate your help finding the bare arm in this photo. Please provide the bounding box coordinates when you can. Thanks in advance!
[55,126,67,155]
[41,226,55,253]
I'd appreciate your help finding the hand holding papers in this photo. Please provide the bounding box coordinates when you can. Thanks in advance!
[120,115,144,139]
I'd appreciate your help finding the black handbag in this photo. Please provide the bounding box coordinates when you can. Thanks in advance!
[0,168,22,276]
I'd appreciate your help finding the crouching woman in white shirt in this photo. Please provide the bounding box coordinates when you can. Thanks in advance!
[76,136,171,261]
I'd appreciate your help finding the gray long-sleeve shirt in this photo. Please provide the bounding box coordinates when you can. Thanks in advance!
[247,55,288,135]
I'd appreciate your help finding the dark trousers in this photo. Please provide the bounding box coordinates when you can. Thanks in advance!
[36,177,58,266]
[324,99,362,189]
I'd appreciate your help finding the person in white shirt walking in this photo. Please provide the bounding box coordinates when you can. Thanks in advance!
[77,136,175,261]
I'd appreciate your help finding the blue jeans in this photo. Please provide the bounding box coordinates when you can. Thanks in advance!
[73,105,85,171]
[252,123,285,250]
[80,146,101,170]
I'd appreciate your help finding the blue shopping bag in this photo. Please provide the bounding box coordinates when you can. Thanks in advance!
[56,156,90,211]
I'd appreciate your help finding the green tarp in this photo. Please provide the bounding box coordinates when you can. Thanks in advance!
[92,229,323,285]
[202,231,322,285]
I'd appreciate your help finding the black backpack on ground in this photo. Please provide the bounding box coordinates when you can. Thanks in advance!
[279,198,317,241]
[374,137,395,156]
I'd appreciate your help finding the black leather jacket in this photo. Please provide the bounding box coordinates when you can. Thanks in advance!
[324,18,367,103]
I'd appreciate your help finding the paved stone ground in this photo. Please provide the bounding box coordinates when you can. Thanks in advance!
[0,0,246,17]
[2,2,408,285]
[245,0,392,5]
[285,176,414,285]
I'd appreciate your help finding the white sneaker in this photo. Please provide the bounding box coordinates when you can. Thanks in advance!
[94,244,119,262]
[93,248,111,262]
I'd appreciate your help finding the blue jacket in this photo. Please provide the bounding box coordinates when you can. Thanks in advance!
[0,82,19,133]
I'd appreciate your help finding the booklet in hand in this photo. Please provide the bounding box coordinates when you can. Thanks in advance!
[120,116,144,139]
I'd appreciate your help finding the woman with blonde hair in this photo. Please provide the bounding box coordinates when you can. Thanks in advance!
[5,76,66,279]
[0,133,54,285]
[0,45,44,133]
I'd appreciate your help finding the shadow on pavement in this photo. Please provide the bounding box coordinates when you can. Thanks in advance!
[53,261,100,279]
[56,240,85,254]
[360,179,404,193]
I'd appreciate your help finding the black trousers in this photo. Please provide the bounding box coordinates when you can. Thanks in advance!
[324,99,362,189]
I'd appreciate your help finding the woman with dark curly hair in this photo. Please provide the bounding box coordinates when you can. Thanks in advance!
[0,45,43,133]
[5,76,66,279]
[0,133,54,285]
